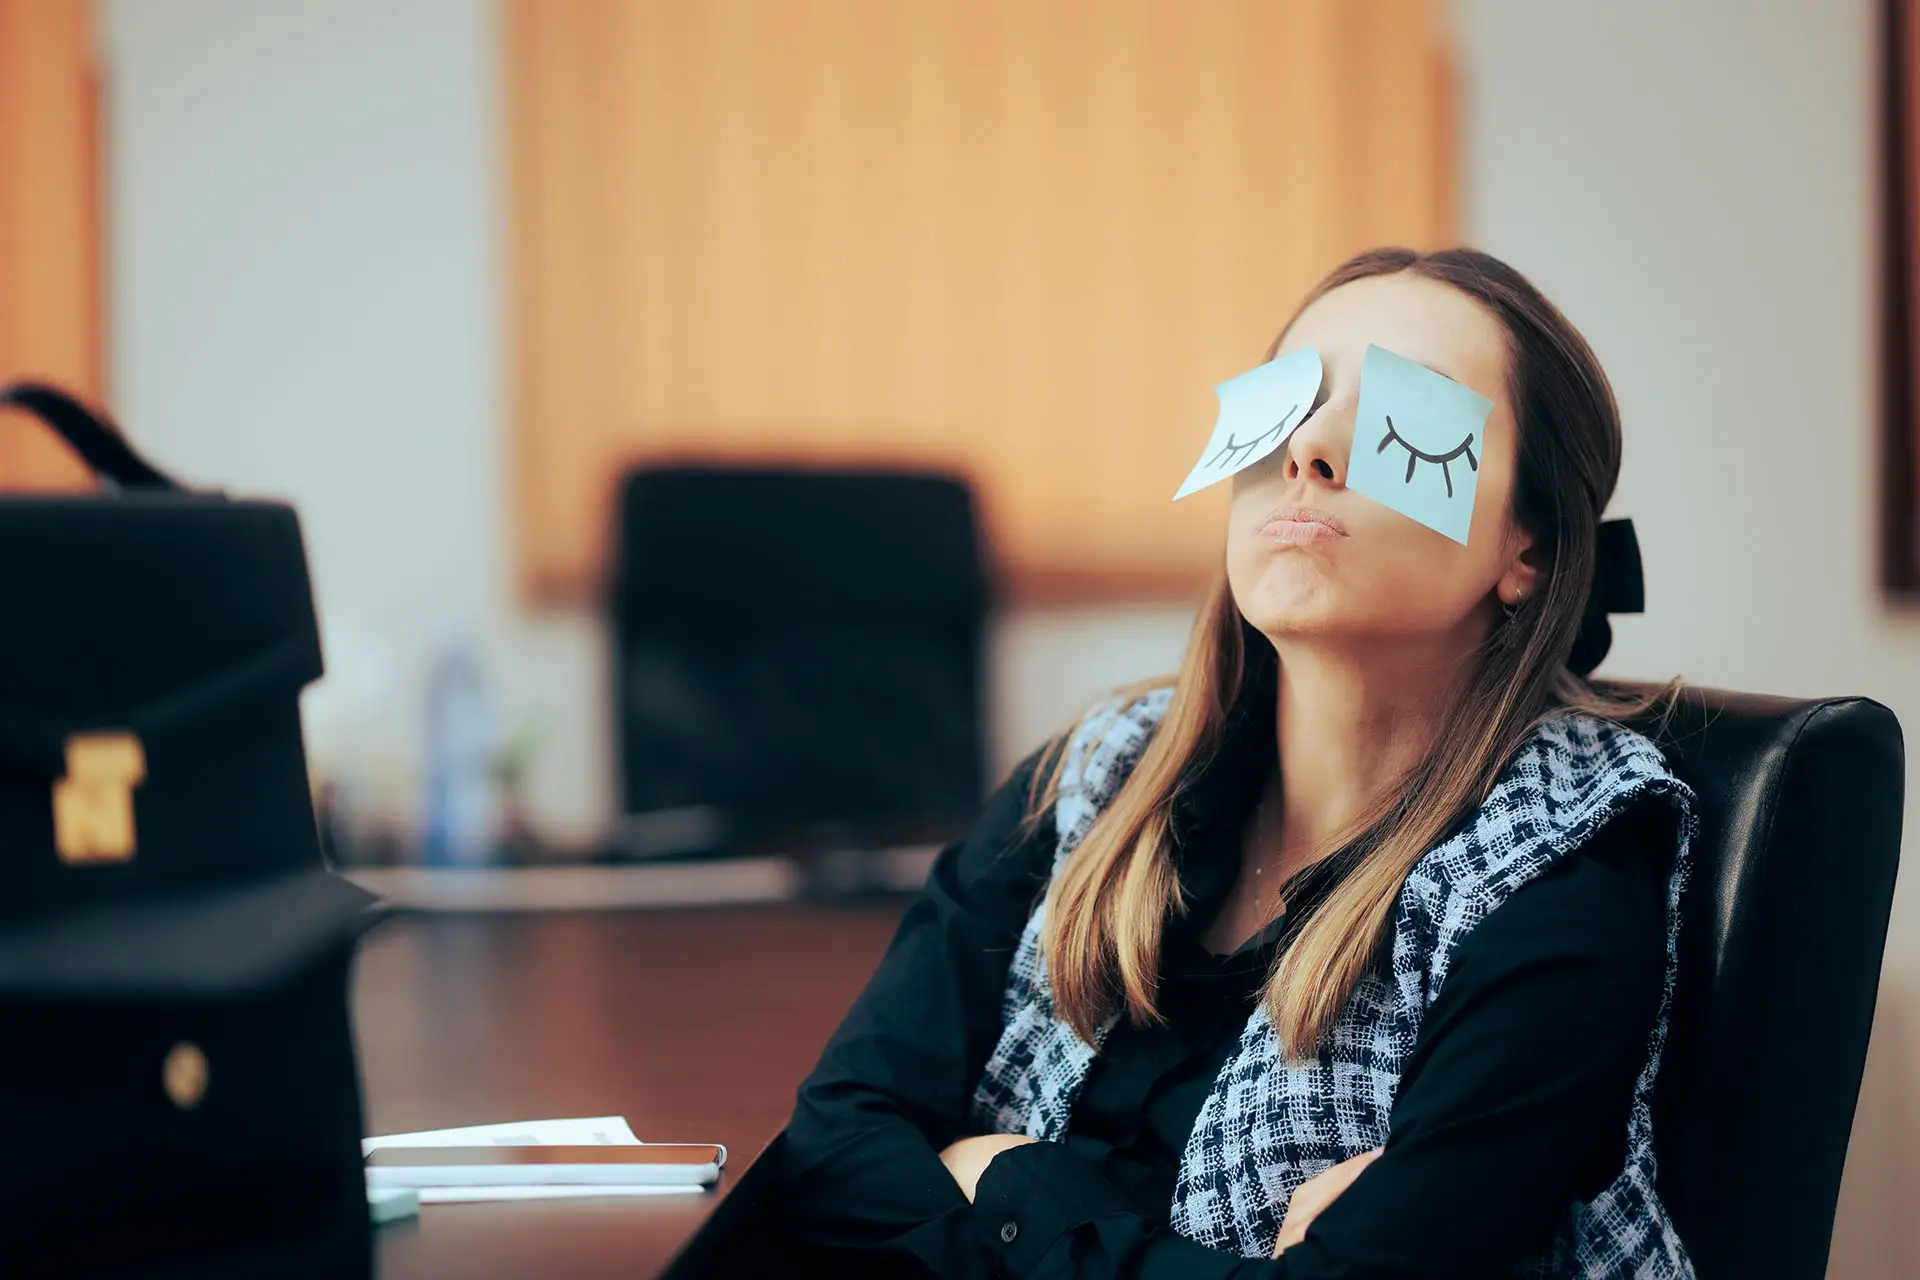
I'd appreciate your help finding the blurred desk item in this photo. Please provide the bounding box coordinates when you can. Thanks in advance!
[611,466,988,859]
[356,903,902,1278]
[344,846,938,911]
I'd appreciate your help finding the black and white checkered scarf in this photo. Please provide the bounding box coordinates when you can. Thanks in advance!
[970,688,1699,1276]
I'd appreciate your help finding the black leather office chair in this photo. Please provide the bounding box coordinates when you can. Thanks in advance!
[665,685,1905,1279]
[1634,687,1903,1280]
[608,465,988,859]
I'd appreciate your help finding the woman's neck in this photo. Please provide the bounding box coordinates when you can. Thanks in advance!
[1267,638,1465,868]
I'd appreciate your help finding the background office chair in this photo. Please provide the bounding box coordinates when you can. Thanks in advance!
[667,685,1905,1279]
[609,464,988,860]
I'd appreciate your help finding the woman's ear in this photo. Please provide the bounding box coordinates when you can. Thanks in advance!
[1496,527,1543,607]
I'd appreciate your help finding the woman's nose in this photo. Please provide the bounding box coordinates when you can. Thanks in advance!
[1283,392,1354,487]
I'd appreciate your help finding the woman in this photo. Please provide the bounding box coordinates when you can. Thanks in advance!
[777,247,1695,1279]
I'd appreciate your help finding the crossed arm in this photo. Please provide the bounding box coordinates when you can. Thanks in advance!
[940,1135,1381,1259]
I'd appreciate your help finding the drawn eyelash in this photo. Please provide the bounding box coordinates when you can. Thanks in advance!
[1207,402,1302,471]
[1377,414,1477,498]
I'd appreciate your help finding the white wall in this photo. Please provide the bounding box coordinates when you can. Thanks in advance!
[97,0,578,829]
[98,0,1916,1272]
[1457,2,1918,1274]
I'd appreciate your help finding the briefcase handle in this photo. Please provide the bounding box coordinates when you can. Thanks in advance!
[0,382,180,491]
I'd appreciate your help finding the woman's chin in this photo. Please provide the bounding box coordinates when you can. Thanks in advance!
[1234,573,1350,640]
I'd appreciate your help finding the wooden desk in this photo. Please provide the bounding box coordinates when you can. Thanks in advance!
[355,903,904,1278]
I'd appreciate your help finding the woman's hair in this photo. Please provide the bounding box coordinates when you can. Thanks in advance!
[1038,246,1671,1057]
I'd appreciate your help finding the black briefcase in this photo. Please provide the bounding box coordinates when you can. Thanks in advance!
[0,385,378,1276]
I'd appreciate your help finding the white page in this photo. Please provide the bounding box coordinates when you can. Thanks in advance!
[362,1116,640,1156]
[417,1184,705,1204]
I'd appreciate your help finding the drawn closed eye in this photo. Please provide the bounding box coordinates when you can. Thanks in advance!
[1376,414,1477,499]
[1207,403,1303,471]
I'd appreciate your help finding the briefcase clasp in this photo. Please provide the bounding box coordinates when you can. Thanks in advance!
[54,732,146,865]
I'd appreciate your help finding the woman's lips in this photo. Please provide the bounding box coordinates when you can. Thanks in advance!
[1258,507,1349,546]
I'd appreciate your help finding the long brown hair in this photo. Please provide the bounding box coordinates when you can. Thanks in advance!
[1040,247,1669,1058]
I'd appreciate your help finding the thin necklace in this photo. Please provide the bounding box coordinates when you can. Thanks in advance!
[1247,783,1293,918]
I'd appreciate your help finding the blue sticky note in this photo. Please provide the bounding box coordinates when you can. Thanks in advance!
[1174,348,1324,500]
[1347,345,1493,545]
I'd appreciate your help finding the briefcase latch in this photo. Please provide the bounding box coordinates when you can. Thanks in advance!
[53,732,146,865]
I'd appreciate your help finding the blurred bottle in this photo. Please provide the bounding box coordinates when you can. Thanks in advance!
[420,639,497,865]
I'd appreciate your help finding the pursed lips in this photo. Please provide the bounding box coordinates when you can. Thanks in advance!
[1258,506,1349,545]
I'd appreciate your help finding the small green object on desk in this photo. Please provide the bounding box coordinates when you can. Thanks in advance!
[368,1185,421,1226]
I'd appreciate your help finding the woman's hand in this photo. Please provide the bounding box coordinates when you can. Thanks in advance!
[938,1134,1038,1202]
[1273,1147,1383,1257]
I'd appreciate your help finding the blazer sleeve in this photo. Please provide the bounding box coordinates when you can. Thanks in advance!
[777,747,1059,1278]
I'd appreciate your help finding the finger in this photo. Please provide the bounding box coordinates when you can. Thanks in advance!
[1323,1149,1382,1191]
[1332,1147,1381,1176]
[1276,1152,1378,1255]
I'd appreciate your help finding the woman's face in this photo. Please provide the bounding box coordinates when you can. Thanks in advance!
[1226,271,1535,651]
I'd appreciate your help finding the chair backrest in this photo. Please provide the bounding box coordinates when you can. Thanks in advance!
[1633,686,1904,1280]
[609,465,989,856]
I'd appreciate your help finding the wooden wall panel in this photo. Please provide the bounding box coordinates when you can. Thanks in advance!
[507,0,1456,603]
[0,0,100,491]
